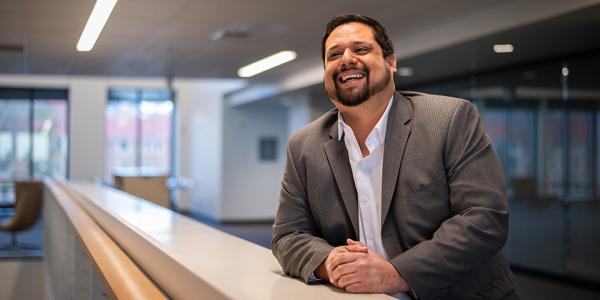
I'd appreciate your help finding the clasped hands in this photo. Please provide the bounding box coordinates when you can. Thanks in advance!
[315,239,409,294]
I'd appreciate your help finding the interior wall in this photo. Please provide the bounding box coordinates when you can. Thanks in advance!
[286,93,311,138]
[221,103,288,221]
[172,79,245,217]
[0,260,46,300]
[68,78,106,180]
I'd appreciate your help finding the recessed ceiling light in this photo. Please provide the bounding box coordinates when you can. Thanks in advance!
[76,0,118,52]
[238,51,297,78]
[493,44,514,53]
[397,67,414,77]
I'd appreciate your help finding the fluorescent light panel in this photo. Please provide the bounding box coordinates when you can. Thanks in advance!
[77,0,118,51]
[493,44,514,53]
[238,51,297,77]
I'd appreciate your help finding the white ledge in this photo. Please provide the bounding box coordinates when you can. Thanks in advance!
[66,181,393,300]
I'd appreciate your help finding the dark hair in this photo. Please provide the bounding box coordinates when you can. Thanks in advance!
[321,14,395,63]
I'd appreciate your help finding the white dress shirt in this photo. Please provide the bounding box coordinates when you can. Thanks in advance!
[337,96,394,259]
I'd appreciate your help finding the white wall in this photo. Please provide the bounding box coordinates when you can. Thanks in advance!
[221,103,288,221]
[172,79,245,217]
[69,78,107,180]
[286,94,311,138]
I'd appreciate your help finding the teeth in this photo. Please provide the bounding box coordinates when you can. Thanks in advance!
[341,73,365,82]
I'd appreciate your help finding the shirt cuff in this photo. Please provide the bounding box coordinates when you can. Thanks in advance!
[307,272,325,284]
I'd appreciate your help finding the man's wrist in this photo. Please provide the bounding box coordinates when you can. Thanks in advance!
[387,261,410,294]
[315,261,329,281]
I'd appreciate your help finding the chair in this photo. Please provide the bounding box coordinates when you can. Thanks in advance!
[0,181,44,250]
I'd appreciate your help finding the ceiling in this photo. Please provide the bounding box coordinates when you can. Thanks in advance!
[1,0,599,90]
[395,3,600,88]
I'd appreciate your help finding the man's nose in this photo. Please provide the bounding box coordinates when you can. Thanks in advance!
[340,49,357,68]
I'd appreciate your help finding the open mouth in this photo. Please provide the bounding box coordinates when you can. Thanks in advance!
[337,72,366,84]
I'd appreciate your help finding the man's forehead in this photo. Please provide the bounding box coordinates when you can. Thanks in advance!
[325,22,375,50]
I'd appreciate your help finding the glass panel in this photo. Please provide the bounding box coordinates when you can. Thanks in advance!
[140,100,172,174]
[568,111,592,198]
[33,100,68,179]
[543,110,564,197]
[507,109,536,178]
[482,109,507,165]
[0,100,31,179]
[105,100,138,180]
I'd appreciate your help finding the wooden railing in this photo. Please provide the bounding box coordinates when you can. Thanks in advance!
[45,180,167,300]
[46,180,392,300]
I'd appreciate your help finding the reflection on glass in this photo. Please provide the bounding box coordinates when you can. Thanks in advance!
[140,100,172,174]
[0,100,31,179]
[33,100,68,179]
[507,110,535,178]
[105,89,174,182]
[544,111,564,196]
[483,110,506,164]
[106,101,137,180]
[568,111,592,198]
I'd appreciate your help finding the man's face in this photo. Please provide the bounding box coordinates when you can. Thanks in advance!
[323,22,396,107]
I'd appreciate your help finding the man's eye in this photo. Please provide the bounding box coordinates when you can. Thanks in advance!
[355,47,369,54]
[328,53,341,60]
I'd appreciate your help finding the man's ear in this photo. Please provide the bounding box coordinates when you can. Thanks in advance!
[385,54,397,73]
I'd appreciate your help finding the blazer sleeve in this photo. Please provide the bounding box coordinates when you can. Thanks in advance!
[271,140,334,282]
[390,100,509,300]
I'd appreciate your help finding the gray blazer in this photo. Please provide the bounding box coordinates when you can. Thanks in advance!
[272,91,517,300]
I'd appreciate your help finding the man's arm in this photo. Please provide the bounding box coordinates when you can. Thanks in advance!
[390,100,509,300]
[271,141,334,282]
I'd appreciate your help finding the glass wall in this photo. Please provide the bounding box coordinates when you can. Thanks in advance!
[0,89,69,180]
[408,52,600,283]
[105,88,174,182]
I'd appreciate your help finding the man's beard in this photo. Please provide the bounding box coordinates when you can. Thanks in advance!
[326,65,391,107]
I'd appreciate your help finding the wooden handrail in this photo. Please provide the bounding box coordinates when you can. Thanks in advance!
[46,180,168,300]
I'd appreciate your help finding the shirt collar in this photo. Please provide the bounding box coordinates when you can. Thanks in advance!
[337,95,395,142]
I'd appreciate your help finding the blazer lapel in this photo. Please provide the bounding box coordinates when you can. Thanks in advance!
[381,92,413,221]
[324,123,359,237]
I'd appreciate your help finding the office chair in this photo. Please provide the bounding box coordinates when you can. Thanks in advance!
[0,181,44,250]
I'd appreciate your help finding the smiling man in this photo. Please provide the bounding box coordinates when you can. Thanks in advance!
[272,14,518,300]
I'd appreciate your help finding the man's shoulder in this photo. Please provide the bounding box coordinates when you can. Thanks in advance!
[398,91,475,119]
[398,91,470,108]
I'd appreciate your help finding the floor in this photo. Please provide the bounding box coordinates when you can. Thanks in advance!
[0,214,43,259]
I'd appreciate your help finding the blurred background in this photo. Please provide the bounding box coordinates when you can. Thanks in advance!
[1,0,599,299]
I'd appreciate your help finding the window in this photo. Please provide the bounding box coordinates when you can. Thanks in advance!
[0,88,68,180]
[105,89,174,181]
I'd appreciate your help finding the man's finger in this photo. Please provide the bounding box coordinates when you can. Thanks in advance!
[344,281,367,293]
[345,239,368,252]
[337,273,362,290]
[331,260,358,283]
[328,252,366,271]
[346,238,365,246]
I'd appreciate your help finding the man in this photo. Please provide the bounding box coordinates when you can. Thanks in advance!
[272,14,518,300]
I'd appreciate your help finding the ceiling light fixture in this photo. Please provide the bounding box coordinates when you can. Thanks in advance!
[493,44,514,53]
[238,50,297,77]
[76,0,118,52]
